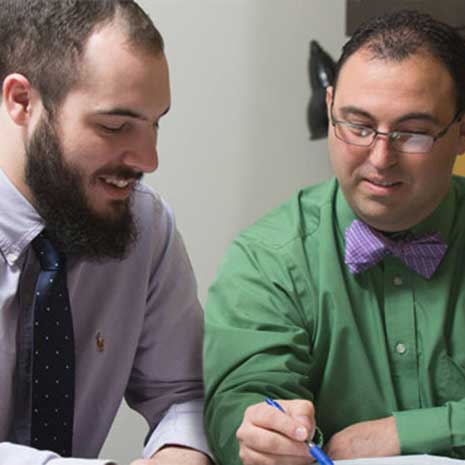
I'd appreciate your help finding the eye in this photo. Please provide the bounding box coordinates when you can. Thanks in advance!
[393,131,430,142]
[99,123,127,133]
[349,124,373,137]
[395,129,430,137]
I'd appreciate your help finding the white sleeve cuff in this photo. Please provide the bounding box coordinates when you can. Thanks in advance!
[0,442,116,465]
[143,399,212,459]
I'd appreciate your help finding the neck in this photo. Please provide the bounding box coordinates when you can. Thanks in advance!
[0,119,33,204]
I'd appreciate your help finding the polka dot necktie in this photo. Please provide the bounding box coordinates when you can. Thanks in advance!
[30,233,75,456]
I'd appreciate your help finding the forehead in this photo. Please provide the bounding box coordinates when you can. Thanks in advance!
[63,22,170,116]
[334,49,456,120]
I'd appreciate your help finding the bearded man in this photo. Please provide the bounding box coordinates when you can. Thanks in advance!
[0,1,211,464]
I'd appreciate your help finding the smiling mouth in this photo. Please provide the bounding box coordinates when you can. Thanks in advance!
[367,179,400,187]
[99,175,136,189]
[365,178,401,188]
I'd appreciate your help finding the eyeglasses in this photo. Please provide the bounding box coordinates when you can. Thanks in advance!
[330,108,462,154]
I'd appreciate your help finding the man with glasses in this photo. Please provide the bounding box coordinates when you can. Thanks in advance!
[204,9,465,465]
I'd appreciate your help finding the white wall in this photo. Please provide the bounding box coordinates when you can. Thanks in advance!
[100,1,347,462]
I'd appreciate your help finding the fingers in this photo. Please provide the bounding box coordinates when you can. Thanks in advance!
[237,419,309,456]
[243,401,312,440]
[245,399,315,439]
[236,399,316,465]
[281,399,316,437]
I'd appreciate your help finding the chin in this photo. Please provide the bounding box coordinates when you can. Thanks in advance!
[355,207,398,231]
[91,200,128,221]
[360,214,411,232]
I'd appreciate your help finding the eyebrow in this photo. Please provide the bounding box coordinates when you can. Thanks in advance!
[395,112,439,125]
[338,106,374,121]
[94,105,171,121]
[337,106,439,126]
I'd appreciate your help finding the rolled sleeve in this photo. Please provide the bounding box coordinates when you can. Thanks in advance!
[394,406,451,454]
[125,205,205,442]
[395,399,465,457]
[143,400,211,459]
[204,238,314,465]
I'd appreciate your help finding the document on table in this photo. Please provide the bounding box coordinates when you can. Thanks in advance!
[335,455,465,465]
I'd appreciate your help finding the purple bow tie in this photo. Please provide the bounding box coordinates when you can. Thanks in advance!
[344,220,447,279]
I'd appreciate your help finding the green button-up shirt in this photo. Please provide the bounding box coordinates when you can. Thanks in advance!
[204,177,465,465]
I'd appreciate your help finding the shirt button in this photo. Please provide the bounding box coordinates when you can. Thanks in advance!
[393,276,403,286]
[396,343,407,355]
[7,253,18,264]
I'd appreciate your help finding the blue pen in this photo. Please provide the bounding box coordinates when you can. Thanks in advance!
[265,397,334,465]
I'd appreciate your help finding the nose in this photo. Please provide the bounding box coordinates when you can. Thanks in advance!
[368,133,398,170]
[123,129,159,174]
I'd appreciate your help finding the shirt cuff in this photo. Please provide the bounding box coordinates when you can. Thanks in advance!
[393,406,451,454]
[143,399,212,460]
[0,443,116,465]
[47,460,115,465]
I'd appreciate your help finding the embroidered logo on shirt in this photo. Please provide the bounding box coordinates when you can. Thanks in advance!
[96,332,105,352]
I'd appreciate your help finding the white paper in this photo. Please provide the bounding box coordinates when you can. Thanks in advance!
[335,455,465,465]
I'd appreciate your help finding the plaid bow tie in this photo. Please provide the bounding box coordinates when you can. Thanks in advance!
[344,219,447,279]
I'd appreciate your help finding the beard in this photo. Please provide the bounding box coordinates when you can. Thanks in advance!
[24,112,139,261]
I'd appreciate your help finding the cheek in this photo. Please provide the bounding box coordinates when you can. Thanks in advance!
[61,140,110,175]
[328,138,361,182]
[412,151,455,183]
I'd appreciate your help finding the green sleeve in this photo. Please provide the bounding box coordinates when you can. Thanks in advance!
[203,237,315,465]
[394,400,465,457]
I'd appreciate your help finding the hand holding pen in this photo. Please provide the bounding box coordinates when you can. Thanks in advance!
[265,398,334,465]
[236,397,329,465]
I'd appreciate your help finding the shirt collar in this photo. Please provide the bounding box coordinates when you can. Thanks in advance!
[335,178,456,244]
[0,168,44,266]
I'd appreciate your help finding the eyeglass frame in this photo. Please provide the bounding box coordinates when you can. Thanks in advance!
[329,101,463,154]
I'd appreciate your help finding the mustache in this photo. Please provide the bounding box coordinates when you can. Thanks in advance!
[94,167,144,182]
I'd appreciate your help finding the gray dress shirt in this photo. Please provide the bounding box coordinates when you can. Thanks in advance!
[0,169,209,464]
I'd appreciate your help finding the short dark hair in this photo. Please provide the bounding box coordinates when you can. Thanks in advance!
[0,0,164,110]
[334,10,465,112]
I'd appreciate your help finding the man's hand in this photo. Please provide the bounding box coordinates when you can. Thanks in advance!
[130,446,212,465]
[236,399,316,465]
[325,416,400,460]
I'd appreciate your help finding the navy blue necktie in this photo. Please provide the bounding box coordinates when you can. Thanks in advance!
[30,233,75,456]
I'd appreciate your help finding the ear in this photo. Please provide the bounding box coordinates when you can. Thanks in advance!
[2,73,37,126]
[326,86,334,120]
[456,114,465,155]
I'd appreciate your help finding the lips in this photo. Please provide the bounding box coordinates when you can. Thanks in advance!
[361,176,403,196]
[99,175,134,189]
[366,178,401,187]
[95,175,140,202]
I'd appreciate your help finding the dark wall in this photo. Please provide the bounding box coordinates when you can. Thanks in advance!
[346,0,465,36]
